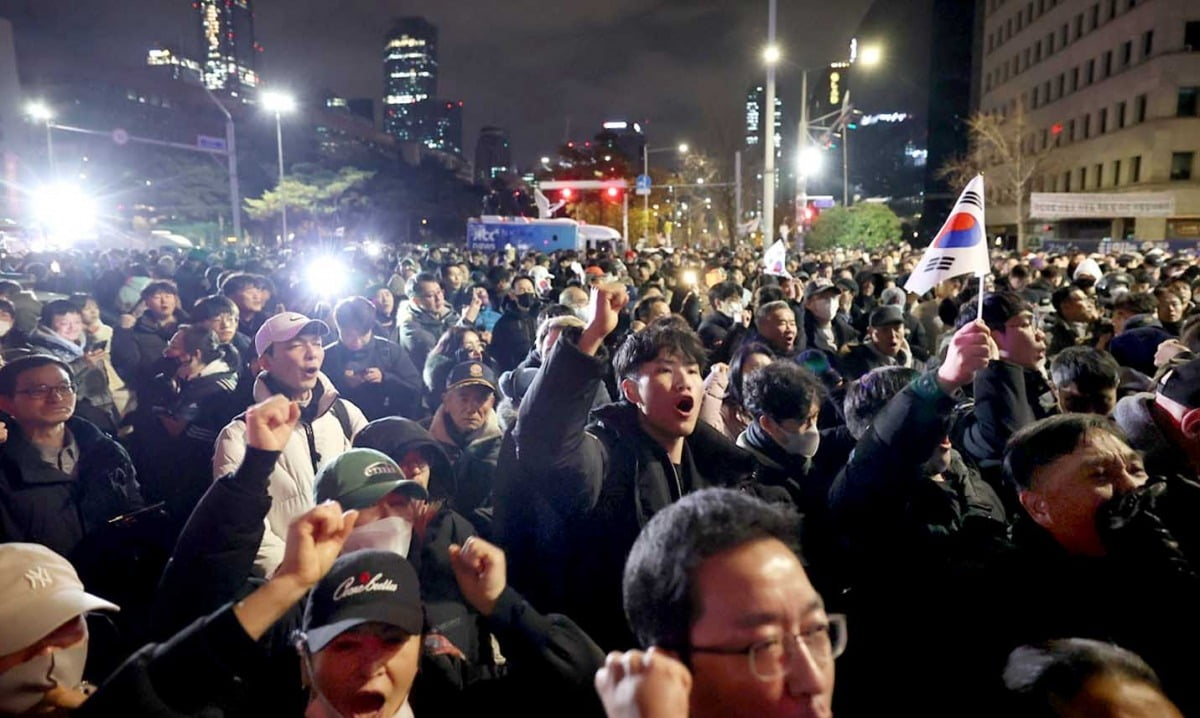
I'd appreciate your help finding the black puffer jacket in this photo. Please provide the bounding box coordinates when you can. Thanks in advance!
[323,336,424,420]
[512,336,758,649]
[112,311,187,397]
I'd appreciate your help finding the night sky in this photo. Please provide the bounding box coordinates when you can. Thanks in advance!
[5,0,878,166]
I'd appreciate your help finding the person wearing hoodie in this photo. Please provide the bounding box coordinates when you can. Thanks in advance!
[324,297,423,421]
[129,324,240,533]
[1113,356,1200,479]
[111,280,188,406]
[212,312,368,577]
[27,300,119,435]
[422,361,503,524]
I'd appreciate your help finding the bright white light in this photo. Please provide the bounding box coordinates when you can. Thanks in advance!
[763,45,782,65]
[261,90,297,114]
[678,143,690,154]
[797,146,824,176]
[540,156,551,164]
[603,121,629,130]
[364,241,383,258]
[32,183,97,240]
[306,256,348,296]
[26,102,53,122]
[696,178,705,185]
[860,45,883,67]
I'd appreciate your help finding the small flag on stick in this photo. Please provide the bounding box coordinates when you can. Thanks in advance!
[763,240,792,278]
[904,175,989,300]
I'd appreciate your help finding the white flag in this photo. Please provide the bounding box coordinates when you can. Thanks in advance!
[763,240,792,278]
[904,175,989,296]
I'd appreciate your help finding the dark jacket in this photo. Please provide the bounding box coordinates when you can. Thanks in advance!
[1113,392,1196,479]
[112,311,187,397]
[400,304,463,373]
[490,299,539,373]
[323,336,424,420]
[838,341,929,382]
[153,444,604,717]
[828,372,1010,716]
[27,326,119,434]
[512,336,758,648]
[1043,313,1091,356]
[802,309,859,367]
[698,311,748,365]
[958,360,1056,509]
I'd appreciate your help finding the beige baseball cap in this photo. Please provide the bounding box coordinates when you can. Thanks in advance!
[0,543,118,655]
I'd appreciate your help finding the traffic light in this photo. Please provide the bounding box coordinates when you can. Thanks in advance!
[560,187,574,201]
[604,186,623,202]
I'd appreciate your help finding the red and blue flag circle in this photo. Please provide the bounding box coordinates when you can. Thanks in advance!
[931,212,983,249]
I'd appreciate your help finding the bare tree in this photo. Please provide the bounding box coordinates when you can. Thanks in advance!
[937,97,1056,250]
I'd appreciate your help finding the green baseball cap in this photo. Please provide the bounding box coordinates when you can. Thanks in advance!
[314,449,428,509]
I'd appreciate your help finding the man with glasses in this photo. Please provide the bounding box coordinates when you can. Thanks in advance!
[611,488,842,718]
[0,355,142,574]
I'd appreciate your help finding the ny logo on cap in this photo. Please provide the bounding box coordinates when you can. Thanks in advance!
[25,566,52,589]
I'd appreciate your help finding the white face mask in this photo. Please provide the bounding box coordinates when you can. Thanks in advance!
[340,516,413,558]
[0,320,11,337]
[717,300,743,320]
[810,297,836,323]
[0,640,88,714]
[779,426,821,458]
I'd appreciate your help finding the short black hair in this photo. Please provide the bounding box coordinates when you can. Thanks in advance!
[743,362,824,422]
[191,294,238,323]
[1112,291,1158,316]
[1050,285,1083,314]
[843,366,920,439]
[333,296,376,334]
[1003,638,1162,717]
[407,271,441,296]
[0,354,74,397]
[140,279,179,302]
[623,488,802,653]
[614,319,707,380]
[707,281,742,306]
[1048,347,1119,392]
[221,272,272,297]
[1003,414,1127,491]
[633,296,669,324]
[728,341,774,409]
[40,299,81,328]
[957,292,1032,332]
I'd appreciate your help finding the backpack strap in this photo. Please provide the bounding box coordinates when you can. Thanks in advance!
[331,398,353,442]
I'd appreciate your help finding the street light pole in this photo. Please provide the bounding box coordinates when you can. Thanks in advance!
[796,69,809,229]
[763,0,778,247]
[643,145,650,243]
[197,84,242,243]
[274,110,287,244]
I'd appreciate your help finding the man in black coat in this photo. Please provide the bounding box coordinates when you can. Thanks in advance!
[111,280,188,401]
[512,287,757,649]
[324,297,423,420]
[801,278,859,368]
[489,275,540,373]
[839,305,930,381]
[696,281,747,364]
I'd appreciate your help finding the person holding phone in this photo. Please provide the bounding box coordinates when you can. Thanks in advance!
[28,300,120,435]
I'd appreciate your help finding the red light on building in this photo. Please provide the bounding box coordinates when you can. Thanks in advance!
[1051,123,1063,135]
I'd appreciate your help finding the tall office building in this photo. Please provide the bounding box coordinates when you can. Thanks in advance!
[475,126,512,183]
[383,17,438,143]
[197,0,260,97]
[427,101,464,156]
[745,84,785,156]
[0,19,19,219]
[977,0,1200,243]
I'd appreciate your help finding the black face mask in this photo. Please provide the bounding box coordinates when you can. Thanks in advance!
[1075,278,1096,290]
[515,293,537,310]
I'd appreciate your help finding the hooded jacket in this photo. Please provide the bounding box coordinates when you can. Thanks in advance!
[27,326,119,433]
[399,302,465,374]
[511,336,758,648]
[212,371,367,576]
[322,336,423,421]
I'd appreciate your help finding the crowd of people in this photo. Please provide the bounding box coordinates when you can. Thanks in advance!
[0,236,1198,717]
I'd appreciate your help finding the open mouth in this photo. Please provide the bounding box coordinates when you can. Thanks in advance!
[675,396,695,414]
[345,691,387,717]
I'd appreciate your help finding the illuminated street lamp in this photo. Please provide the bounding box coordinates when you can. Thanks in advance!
[762,0,781,243]
[26,102,56,175]
[642,142,689,244]
[859,44,883,67]
[262,90,297,242]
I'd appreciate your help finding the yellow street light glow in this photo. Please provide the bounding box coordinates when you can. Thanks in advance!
[859,45,883,67]
[763,45,781,65]
[678,143,690,154]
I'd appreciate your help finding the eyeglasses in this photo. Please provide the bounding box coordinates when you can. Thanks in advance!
[688,614,847,682]
[16,383,77,400]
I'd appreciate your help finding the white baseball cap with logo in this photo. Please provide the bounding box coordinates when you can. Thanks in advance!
[254,313,330,357]
[0,543,118,656]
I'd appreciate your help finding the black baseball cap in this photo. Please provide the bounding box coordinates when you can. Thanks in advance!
[303,550,423,652]
[869,305,905,328]
[444,360,498,394]
[1159,357,1200,409]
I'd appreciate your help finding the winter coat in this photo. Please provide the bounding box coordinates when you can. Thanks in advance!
[802,309,859,368]
[399,303,464,374]
[511,336,758,648]
[698,311,748,365]
[490,300,539,373]
[27,326,119,434]
[323,336,424,421]
[111,311,187,398]
[152,445,605,718]
[1113,392,1196,479]
[212,371,367,576]
[838,340,929,381]
[423,403,503,521]
[1044,313,1092,356]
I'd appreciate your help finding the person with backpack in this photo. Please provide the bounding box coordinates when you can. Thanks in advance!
[212,312,367,578]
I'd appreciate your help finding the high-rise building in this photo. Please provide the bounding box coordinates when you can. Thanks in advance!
[427,101,464,156]
[383,17,438,143]
[197,0,260,98]
[0,18,19,219]
[746,84,785,155]
[977,0,1200,244]
[475,126,512,183]
[920,0,975,241]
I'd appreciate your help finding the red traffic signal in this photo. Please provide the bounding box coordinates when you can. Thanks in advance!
[802,202,820,226]
[560,188,574,200]
[605,186,622,201]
